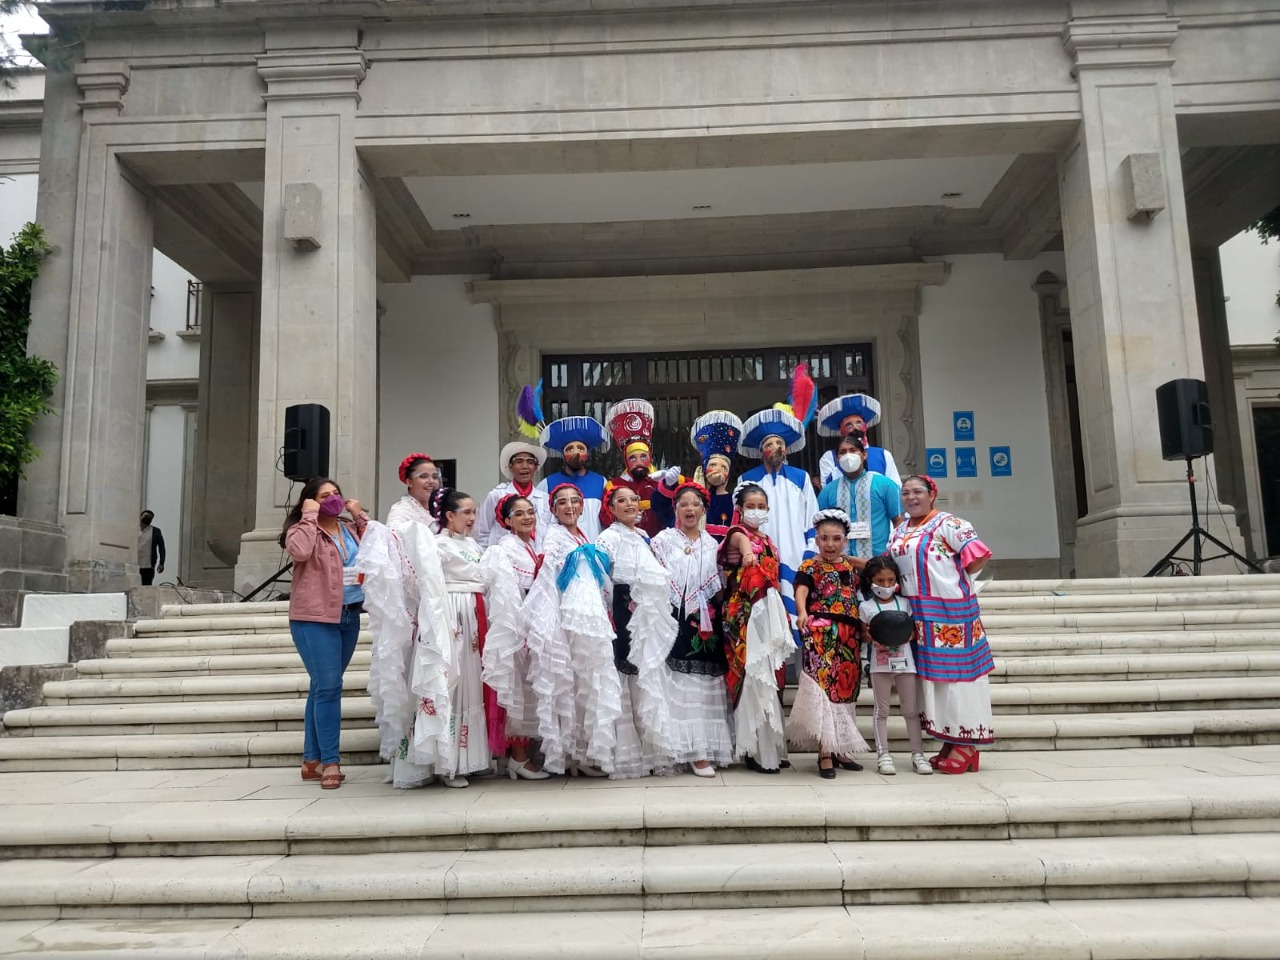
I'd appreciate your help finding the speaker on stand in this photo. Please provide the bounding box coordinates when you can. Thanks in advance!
[1145,379,1261,576]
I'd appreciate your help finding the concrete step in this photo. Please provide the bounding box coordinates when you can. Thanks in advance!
[3,707,1280,770]
[1,834,1277,920]
[16,678,1280,736]
[992,650,1280,682]
[158,601,289,619]
[982,607,1280,633]
[0,752,1276,857]
[984,574,1280,595]
[40,672,373,705]
[73,651,373,678]
[105,631,372,658]
[979,589,1280,613]
[5,897,1280,959]
[990,629,1280,657]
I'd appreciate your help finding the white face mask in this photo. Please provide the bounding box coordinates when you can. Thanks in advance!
[839,452,864,474]
[871,583,898,600]
[742,508,769,527]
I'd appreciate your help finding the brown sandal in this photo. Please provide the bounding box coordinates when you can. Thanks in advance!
[301,760,323,781]
[320,764,343,790]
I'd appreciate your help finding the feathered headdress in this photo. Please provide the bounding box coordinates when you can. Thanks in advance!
[772,362,817,429]
[516,380,547,440]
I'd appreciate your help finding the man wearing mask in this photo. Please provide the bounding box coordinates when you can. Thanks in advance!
[689,410,744,540]
[816,393,901,487]
[738,364,821,628]
[818,435,903,566]
[602,399,681,537]
[138,510,166,586]
[537,415,611,541]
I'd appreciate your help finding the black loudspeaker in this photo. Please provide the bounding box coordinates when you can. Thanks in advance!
[283,403,330,481]
[1155,378,1213,461]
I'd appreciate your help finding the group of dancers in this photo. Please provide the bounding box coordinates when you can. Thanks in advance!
[331,364,994,787]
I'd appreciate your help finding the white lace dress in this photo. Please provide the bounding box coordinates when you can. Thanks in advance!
[479,532,541,742]
[357,496,466,788]
[594,522,682,778]
[650,528,734,767]
[433,531,493,776]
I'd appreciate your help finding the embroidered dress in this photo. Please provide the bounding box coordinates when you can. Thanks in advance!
[719,526,792,769]
[737,462,819,627]
[594,523,681,777]
[789,556,869,756]
[432,532,493,775]
[522,522,607,774]
[887,511,995,747]
[651,528,734,767]
[479,532,542,750]
[357,496,461,788]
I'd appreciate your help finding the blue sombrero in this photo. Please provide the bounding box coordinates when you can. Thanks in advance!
[816,394,882,437]
[540,416,611,457]
[739,408,806,458]
[690,410,744,469]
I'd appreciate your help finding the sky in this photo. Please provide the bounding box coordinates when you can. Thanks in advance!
[1,7,49,67]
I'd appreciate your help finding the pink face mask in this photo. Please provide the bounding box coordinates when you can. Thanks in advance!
[318,494,345,517]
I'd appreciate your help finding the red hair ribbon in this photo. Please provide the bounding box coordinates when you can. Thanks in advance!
[548,482,581,507]
[673,480,710,505]
[398,452,432,485]
[495,493,519,530]
[909,474,939,498]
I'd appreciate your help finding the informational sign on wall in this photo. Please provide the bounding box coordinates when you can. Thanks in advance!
[953,411,975,442]
[955,446,978,478]
[924,447,948,478]
[989,446,1012,477]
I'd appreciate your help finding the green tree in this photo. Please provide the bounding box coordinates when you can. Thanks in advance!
[1248,205,1280,350]
[0,223,57,514]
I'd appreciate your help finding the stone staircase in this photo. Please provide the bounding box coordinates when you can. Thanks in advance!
[0,575,1278,957]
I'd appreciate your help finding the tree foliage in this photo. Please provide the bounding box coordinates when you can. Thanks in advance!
[0,222,57,495]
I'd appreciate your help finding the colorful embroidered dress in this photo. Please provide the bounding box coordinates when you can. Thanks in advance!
[788,555,869,755]
[719,525,792,769]
[887,510,995,746]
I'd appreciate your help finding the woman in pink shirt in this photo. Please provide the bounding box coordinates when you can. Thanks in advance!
[281,476,368,789]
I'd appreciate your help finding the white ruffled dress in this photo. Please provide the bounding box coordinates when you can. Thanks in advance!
[479,532,541,742]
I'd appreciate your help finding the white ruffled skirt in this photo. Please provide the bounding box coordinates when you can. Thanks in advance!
[788,672,869,755]
[664,669,734,767]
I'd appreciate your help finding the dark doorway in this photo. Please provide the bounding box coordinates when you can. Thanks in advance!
[542,343,876,478]
[1253,405,1280,557]
[1062,330,1089,521]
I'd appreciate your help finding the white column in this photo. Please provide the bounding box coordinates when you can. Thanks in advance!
[234,30,378,593]
[1058,9,1233,576]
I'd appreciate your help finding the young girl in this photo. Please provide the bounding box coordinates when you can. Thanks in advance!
[719,482,793,773]
[791,509,869,779]
[857,555,931,776]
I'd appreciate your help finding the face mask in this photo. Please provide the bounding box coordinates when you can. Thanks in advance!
[318,494,345,517]
[839,453,864,474]
[871,583,897,600]
[742,508,769,527]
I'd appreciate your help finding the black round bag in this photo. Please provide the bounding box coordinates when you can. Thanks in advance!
[868,609,915,651]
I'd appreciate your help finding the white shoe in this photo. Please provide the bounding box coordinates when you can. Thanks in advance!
[690,763,716,779]
[569,761,607,778]
[441,776,470,789]
[911,753,933,776]
[877,754,896,776]
[508,759,552,781]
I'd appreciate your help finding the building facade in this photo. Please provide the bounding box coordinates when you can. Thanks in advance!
[4,0,1280,594]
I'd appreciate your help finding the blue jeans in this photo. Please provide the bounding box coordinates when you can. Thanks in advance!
[290,608,361,765]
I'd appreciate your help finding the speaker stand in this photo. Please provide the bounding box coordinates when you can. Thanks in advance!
[241,560,294,602]
[1145,458,1262,577]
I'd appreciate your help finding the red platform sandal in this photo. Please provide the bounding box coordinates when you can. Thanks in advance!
[935,746,980,775]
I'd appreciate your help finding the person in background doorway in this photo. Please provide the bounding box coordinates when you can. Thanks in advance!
[816,393,901,488]
[280,478,368,790]
[138,510,166,585]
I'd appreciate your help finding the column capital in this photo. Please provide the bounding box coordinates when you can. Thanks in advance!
[74,61,130,116]
[1063,15,1179,71]
[257,50,368,103]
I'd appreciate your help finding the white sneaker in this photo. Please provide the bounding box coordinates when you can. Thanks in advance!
[441,776,470,788]
[877,754,896,776]
[911,753,933,775]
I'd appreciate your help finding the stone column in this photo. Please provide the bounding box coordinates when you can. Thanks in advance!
[189,284,259,590]
[1058,8,1234,576]
[234,29,378,594]
[26,61,155,591]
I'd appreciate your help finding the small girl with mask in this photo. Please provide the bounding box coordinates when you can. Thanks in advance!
[857,555,931,775]
[719,482,793,773]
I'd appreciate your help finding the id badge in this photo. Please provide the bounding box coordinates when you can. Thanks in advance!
[848,521,871,541]
[342,568,363,586]
[889,655,909,673]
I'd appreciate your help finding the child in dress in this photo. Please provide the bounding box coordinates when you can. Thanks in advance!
[857,555,931,776]
[792,509,869,779]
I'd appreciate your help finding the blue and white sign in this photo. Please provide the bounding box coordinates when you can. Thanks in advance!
[924,447,948,478]
[955,446,978,478]
[990,446,1012,477]
[953,411,975,442]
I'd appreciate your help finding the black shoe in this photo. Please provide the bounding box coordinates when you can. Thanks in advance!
[779,758,792,769]
[745,756,780,775]
[818,757,836,780]
[835,756,863,772]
